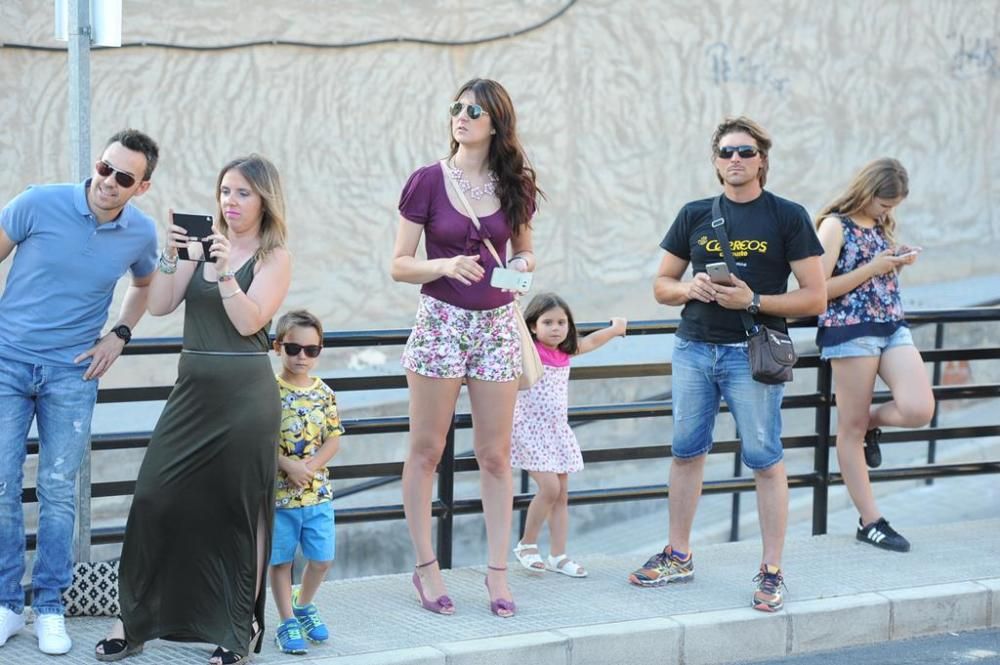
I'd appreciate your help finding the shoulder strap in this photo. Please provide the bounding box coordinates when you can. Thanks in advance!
[710,195,757,335]
[440,160,505,268]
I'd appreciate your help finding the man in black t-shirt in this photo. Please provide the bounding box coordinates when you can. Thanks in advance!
[627,117,825,613]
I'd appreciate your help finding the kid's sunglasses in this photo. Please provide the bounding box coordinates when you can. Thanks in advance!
[278,342,322,358]
[95,160,138,188]
[448,101,489,120]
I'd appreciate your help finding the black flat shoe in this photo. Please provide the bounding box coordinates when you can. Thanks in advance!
[94,637,143,662]
[864,427,882,468]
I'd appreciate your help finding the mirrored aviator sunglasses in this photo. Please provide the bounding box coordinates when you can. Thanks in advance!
[95,160,137,188]
[448,101,486,120]
[280,342,322,358]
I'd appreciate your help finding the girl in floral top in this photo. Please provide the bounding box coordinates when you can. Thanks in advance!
[815,158,935,553]
[510,293,626,577]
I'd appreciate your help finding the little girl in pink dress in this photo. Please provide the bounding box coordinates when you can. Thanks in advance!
[510,292,626,577]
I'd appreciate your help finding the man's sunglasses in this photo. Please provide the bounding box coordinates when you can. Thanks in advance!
[278,342,322,358]
[448,101,488,120]
[95,160,138,188]
[717,145,760,160]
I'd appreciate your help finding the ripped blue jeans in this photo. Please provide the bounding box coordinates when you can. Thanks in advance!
[0,358,98,614]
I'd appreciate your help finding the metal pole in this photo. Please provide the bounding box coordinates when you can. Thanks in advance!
[812,361,833,535]
[926,323,945,485]
[729,434,741,542]
[69,0,93,564]
[518,469,529,538]
[435,421,456,569]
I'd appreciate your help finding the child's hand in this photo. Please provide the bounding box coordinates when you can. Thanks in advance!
[609,317,628,337]
[284,459,315,489]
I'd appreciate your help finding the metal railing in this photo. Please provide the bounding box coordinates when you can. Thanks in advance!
[22,307,1000,573]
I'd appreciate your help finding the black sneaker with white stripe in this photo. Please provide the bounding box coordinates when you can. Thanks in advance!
[857,517,910,552]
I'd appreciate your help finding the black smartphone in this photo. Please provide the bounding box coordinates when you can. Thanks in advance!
[173,213,216,262]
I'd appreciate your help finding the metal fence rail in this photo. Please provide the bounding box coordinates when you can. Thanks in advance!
[20,307,1000,572]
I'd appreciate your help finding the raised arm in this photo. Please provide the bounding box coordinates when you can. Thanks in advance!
[147,214,198,315]
[390,216,484,285]
[577,317,627,355]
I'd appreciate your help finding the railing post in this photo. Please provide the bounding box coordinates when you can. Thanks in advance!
[436,420,456,569]
[926,323,945,485]
[518,469,530,538]
[730,434,742,542]
[812,361,833,535]
[74,437,93,563]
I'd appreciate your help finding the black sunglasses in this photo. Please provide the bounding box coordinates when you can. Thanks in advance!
[717,145,760,160]
[278,342,322,358]
[448,101,488,120]
[95,160,138,188]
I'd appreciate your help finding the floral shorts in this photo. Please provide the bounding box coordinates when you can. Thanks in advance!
[401,295,522,382]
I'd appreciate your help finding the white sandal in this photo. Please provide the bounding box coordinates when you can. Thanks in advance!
[546,554,587,577]
[512,541,545,571]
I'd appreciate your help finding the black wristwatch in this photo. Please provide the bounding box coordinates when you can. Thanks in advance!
[111,324,132,345]
[746,292,761,315]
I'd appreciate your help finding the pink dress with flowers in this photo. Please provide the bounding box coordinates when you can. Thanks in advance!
[510,341,584,473]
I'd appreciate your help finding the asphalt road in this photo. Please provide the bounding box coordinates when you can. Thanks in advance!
[741,629,1000,665]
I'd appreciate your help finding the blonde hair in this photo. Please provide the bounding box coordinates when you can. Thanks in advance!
[816,158,909,244]
[214,154,287,259]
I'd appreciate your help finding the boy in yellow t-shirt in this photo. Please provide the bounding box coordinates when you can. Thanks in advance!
[269,310,344,654]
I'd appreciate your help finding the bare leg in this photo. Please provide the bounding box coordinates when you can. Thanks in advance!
[521,471,560,544]
[467,377,519,612]
[869,346,936,429]
[402,371,463,601]
[269,563,294,621]
[830,357,882,524]
[667,455,707,554]
[548,474,570,556]
[297,559,332,606]
[755,461,789,567]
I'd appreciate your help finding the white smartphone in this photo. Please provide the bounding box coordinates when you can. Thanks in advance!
[490,268,533,292]
[705,261,733,285]
[894,245,923,258]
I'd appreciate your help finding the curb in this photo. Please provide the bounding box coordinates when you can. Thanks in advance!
[308,579,1000,665]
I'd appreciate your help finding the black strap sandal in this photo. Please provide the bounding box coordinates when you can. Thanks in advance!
[94,637,144,662]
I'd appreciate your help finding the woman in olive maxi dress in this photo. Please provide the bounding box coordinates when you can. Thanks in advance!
[95,155,292,664]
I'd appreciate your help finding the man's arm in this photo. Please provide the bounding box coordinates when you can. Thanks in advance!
[0,227,16,263]
[74,272,154,380]
[713,255,827,318]
[654,251,717,306]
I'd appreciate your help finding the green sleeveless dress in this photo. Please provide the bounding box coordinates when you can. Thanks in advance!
[119,259,279,656]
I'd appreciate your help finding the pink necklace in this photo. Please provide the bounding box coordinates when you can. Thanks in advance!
[447,159,498,201]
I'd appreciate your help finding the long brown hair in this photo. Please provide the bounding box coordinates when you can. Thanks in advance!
[815,158,909,244]
[449,78,543,236]
[214,154,288,259]
[521,292,579,355]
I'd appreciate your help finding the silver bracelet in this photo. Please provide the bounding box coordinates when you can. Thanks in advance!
[220,288,241,300]
[158,252,178,274]
[509,255,530,266]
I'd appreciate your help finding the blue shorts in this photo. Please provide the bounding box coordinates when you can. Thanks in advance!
[820,326,913,360]
[270,502,335,565]
[670,338,785,470]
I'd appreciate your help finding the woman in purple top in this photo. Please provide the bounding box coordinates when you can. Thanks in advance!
[815,158,935,554]
[391,78,541,618]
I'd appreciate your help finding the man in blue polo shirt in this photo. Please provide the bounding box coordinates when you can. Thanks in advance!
[0,129,160,655]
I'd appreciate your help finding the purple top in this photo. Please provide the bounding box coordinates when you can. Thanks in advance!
[398,162,515,311]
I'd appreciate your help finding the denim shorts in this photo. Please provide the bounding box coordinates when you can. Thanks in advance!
[401,294,521,382]
[671,338,785,470]
[271,502,335,565]
[820,326,914,360]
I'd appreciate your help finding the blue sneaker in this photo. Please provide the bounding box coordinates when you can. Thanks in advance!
[292,588,329,642]
[275,617,308,655]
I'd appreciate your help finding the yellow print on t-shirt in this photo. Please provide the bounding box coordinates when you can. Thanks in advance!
[703,238,769,259]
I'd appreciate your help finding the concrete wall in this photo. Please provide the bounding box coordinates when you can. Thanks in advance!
[1,0,998,360]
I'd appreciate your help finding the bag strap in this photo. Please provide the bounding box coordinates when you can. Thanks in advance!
[440,159,505,269]
[710,195,757,336]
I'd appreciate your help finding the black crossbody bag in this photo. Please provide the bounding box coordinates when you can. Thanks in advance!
[710,196,797,384]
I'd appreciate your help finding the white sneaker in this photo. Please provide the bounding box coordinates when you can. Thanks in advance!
[0,607,25,646]
[34,613,72,655]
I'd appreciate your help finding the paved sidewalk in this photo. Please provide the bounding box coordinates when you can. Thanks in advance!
[3,518,998,665]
